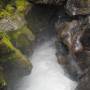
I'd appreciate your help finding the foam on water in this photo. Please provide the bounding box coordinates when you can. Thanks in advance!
[17,40,77,90]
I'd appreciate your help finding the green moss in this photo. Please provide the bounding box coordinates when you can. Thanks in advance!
[0,32,32,70]
[16,0,28,12]
[0,1,33,87]
[7,25,35,50]
[0,0,32,18]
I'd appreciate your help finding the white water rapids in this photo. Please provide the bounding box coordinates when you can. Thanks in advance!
[17,39,77,90]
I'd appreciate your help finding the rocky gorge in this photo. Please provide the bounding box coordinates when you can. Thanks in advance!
[0,0,90,90]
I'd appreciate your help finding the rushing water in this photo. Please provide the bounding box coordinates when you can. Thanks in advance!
[17,39,77,90]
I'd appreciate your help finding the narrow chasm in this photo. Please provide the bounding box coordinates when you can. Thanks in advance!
[15,5,77,90]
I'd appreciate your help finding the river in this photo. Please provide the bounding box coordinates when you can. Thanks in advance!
[16,38,77,90]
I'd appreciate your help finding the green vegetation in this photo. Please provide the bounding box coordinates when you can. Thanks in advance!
[16,0,29,11]
[0,31,32,77]
[0,0,30,18]
[7,25,35,53]
[0,0,34,89]
[0,32,32,64]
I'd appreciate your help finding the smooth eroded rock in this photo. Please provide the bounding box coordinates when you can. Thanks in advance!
[66,0,90,15]
[55,16,90,81]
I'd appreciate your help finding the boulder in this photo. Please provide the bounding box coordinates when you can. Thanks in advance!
[66,0,90,15]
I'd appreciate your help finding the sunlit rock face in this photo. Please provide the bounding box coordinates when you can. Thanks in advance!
[66,0,90,15]
[28,0,65,5]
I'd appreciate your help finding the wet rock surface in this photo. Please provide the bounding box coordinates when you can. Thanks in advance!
[66,0,90,15]
[55,13,90,89]
[28,0,90,16]
[28,0,65,5]
[0,32,32,90]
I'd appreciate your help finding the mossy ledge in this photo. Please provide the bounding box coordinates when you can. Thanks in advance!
[0,32,32,89]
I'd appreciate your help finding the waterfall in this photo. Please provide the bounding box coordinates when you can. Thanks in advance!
[16,39,77,90]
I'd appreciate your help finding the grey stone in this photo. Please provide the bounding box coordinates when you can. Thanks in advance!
[66,0,90,15]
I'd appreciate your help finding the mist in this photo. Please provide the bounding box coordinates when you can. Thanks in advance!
[16,39,77,90]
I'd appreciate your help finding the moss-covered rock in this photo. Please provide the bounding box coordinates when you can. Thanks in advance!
[0,32,32,75]
[0,1,34,89]
[0,32,32,89]
[7,25,35,54]
[66,0,90,15]
[55,15,90,81]
[0,0,31,18]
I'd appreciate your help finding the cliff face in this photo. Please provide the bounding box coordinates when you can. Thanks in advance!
[0,32,32,73]
[0,1,35,89]
[55,7,90,90]
[0,31,33,89]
